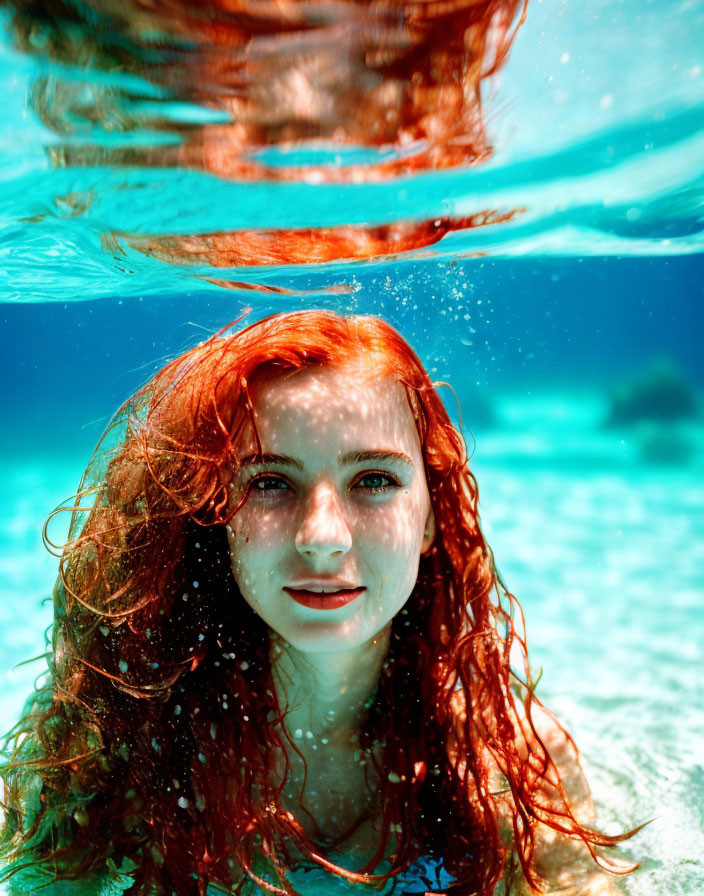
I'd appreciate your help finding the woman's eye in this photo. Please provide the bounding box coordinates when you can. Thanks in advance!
[354,472,400,493]
[248,475,290,493]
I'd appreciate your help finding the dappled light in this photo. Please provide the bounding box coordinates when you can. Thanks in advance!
[0,311,640,896]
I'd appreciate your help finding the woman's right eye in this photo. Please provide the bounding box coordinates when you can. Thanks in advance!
[248,474,291,493]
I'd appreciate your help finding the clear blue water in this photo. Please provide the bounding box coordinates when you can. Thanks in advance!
[1,0,703,894]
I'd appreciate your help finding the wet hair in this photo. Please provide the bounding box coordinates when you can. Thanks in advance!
[0,311,633,895]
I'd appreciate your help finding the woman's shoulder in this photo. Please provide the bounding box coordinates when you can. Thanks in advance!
[449,686,594,820]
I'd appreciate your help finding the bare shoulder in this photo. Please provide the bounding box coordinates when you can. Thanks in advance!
[526,702,595,823]
[447,690,631,893]
[516,705,630,894]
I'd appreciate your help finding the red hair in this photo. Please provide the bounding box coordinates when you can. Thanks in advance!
[1,311,634,895]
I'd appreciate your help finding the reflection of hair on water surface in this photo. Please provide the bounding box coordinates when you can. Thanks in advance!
[7,0,527,173]
[0,311,641,896]
[5,0,528,267]
[125,209,522,273]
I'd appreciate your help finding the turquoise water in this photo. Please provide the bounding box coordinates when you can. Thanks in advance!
[1,0,702,303]
[2,391,703,894]
[1,0,703,893]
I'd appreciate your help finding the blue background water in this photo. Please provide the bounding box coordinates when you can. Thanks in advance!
[1,0,703,892]
[2,257,702,894]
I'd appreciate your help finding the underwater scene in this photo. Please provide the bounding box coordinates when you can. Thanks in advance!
[1,0,702,894]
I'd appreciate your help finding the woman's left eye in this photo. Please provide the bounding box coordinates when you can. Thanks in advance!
[353,472,400,493]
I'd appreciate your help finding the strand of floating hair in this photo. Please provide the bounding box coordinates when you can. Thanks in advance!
[241,868,288,896]
[482,538,515,622]
[52,678,97,717]
[57,564,157,619]
[72,404,136,498]
[433,379,477,461]
[498,0,529,72]
[57,520,151,560]
[137,418,225,461]
[274,811,387,886]
[495,662,644,868]
[210,363,240,444]
[102,574,154,607]
[72,655,181,694]
[12,652,50,671]
[141,435,192,511]
[195,486,230,525]
[219,422,252,525]
[208,327,239,374]
[43,503,102,557]
[241,377,263,460]
[2,748,104,773]
[138,426,233,515]
[193,478,232,523]
[210,307,253,341]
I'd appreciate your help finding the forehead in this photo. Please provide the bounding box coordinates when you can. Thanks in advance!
[247,365,421,457]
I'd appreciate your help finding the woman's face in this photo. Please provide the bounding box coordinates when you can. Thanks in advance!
[226,364,435,654]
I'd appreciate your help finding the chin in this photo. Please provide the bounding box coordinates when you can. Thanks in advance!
[278,619,379,654]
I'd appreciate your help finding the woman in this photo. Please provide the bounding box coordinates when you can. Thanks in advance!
[0,310,636,895]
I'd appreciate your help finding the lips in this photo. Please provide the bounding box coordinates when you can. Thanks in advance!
[284,586,365,610]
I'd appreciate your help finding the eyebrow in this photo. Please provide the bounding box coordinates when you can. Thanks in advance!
[340,450,414,469]
[239,453,303,471]
[238,450,414,470]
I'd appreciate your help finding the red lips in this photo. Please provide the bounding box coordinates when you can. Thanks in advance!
[283,587,365,610]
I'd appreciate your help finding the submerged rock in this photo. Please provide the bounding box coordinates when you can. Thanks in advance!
[638,425,696,465]
[605,360,699,427]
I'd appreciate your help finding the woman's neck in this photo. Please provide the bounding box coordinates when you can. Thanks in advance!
[269,627,390,744]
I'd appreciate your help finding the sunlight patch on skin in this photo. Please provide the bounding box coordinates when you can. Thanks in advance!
[225,364,434,656]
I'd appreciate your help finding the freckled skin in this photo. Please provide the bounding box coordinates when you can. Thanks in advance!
[226,365,435,654]
[221,366,618,884]
[225,365,435,847]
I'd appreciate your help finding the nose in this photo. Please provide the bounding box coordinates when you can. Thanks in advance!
[295,483,352,561]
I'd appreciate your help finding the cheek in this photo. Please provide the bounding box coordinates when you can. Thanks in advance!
[368,490,426,542]
[226,509,290,580]
[229,504,292,546]
[358,492,426,567]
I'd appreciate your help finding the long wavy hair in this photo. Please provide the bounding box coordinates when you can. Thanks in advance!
[1,310,632,895]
